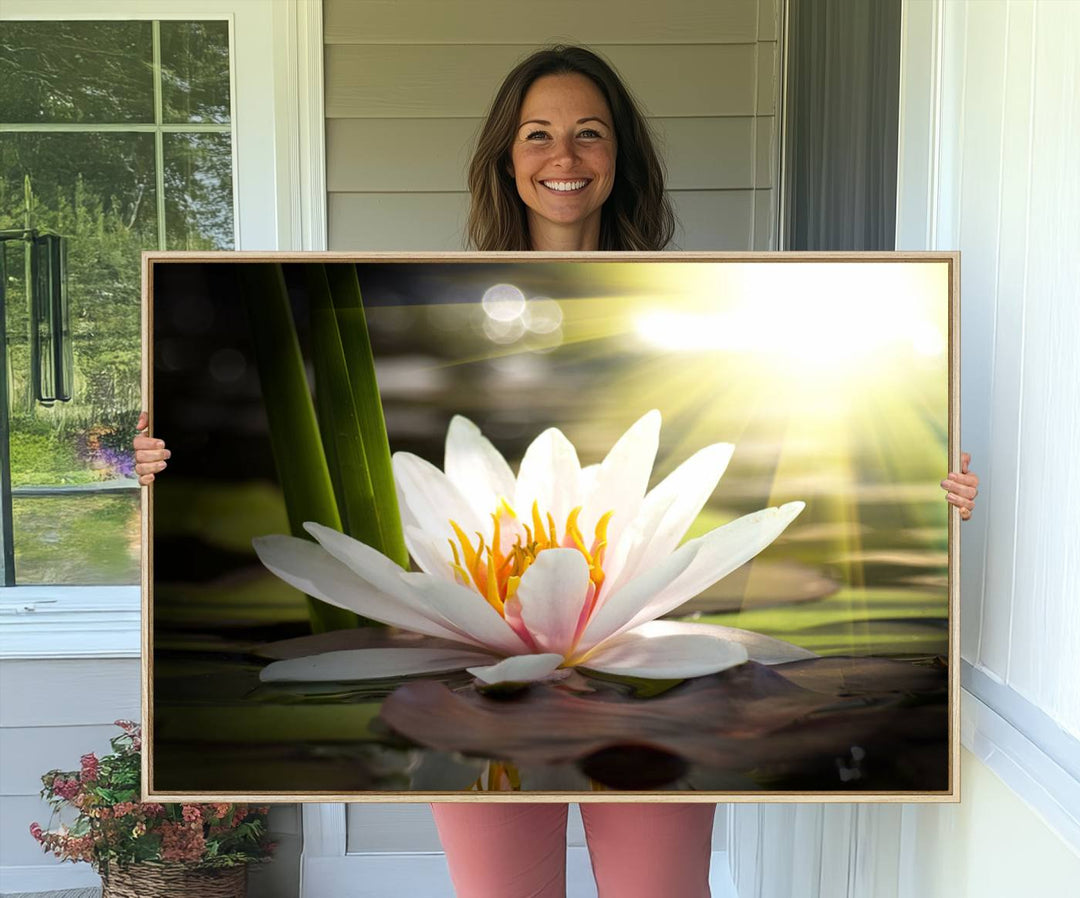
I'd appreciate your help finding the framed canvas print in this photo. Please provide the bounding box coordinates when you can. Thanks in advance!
[143,252,959,802]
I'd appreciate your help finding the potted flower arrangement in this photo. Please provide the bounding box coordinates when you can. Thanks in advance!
[30,720,273,898]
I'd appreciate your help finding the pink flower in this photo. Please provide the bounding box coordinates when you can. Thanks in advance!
[181,806,202,824]
[112,801,137,817]
[142,803,166,817]
[29,822,43,842]
[160,821,206,863]
[80,753,99,782]
[52,777,80,801]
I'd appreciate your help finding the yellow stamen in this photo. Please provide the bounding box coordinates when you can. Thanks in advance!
[446,501,615,618]
[485,553,501,611]
[594,510,614,550]
[506,575,521,602]
[531,502,546,549]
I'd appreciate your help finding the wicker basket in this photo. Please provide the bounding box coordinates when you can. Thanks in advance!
[100,862,247,898]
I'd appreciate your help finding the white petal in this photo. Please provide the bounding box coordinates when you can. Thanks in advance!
[576,542,701,651]
[578,463,600,497]
[401,573,533,656]
[404,525,455,580]
[303,522,526,653]
[578,410,660,559]
[466,653,566,685]
[513,549,592,654]
[444,415,516,518]
[394,452,486,546]
[604,442,735,592]
[253,534,472,644]
[514,426,581,525]
[580,631,748,679]
[624,620,817,664]
[260,647,501,682]
[617,501,807,636]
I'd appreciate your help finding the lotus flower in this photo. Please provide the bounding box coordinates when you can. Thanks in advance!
[254,411,813,686]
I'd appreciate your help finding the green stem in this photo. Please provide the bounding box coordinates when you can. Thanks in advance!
[238,263,357,633]
[324,264,409,570]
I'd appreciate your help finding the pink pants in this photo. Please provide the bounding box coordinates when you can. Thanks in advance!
[431,802,716,898]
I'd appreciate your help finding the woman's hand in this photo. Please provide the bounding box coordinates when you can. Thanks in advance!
[133,411,170,485]
[941,452,979,521]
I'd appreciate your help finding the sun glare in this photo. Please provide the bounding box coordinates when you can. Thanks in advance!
[632,263,948,375]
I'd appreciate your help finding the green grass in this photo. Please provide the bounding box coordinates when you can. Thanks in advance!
[13,492,140,584]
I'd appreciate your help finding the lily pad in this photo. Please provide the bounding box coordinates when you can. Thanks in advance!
[378,658,947,789]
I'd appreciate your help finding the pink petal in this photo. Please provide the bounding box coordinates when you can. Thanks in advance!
[514,549,592,654]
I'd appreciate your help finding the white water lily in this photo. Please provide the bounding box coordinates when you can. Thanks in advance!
[254,411,813,686]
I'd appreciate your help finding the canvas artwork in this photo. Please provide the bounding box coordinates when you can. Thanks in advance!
[145,253,957,800]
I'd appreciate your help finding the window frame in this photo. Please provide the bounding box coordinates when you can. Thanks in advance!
[0,0,326,659]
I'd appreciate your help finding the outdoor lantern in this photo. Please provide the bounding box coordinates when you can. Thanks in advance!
[30,233,73,405]
[0,230,73,407]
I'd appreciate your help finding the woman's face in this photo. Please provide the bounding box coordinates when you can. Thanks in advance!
[509,73,617,243]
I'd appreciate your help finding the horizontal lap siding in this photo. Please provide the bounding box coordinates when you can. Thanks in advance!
[324,0,781,251]
[324,0,761,45]
[328,117,772,191]
[0,659,140,867]
[326,44,761,118]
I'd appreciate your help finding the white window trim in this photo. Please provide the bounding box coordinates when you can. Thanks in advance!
[0,0,326,659]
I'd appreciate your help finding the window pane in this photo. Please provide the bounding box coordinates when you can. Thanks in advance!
[12,493,141,585]
[1,19,235,586]
[164,133,235,249]
[0,22,154,124]
[2,132,152,585]
[2,132,154,494]
[160,21,232,124]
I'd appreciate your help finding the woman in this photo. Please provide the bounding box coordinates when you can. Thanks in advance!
[135,46,979,898]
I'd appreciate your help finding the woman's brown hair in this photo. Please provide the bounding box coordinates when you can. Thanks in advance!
[466,46,676,251]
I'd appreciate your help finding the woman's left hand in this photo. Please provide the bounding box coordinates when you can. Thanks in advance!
[941,452,979,521]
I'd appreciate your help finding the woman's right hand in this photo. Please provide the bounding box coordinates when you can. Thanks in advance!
[133,411,170,485]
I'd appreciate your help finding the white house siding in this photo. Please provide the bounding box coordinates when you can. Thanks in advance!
[0,659,140,892]
[324,0,782,251]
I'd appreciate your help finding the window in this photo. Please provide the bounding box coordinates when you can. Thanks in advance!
[0,19,235,585]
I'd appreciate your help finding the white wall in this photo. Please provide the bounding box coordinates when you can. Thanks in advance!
[897,749,1080,897]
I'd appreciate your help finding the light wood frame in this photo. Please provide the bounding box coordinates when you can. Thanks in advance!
[141,250,961,804]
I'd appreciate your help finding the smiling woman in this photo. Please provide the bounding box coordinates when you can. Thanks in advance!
[509,73,617,250]
[466,45,674,252]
